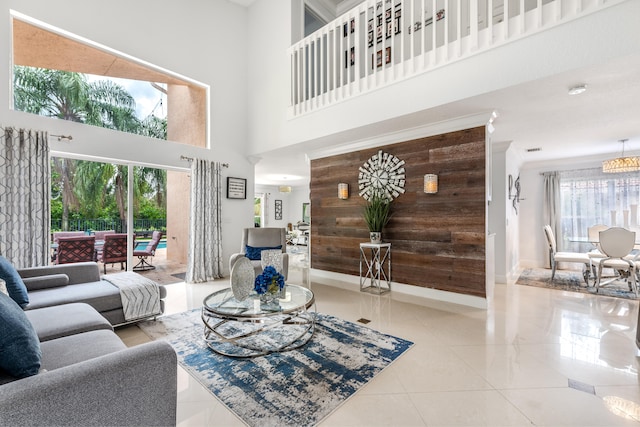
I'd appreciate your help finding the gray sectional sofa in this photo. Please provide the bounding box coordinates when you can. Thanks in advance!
[0,260,177,426]
[18,262,167,325]
[0,299,177,426]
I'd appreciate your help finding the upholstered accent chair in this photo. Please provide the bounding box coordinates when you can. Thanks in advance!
[55,236,96,265]
[98,234,128,274]
[133,231,162,271]
[229,228,289,280]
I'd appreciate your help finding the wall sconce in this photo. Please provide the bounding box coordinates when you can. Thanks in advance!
[424,174,438,194]
[338,183,349,199]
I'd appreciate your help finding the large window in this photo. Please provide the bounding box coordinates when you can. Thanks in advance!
[560,168,640,251]
[11,16,206,147]
[14,66,167,140]
[51,157,167,235]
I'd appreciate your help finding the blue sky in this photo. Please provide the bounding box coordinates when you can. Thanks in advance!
[86,74,166,120]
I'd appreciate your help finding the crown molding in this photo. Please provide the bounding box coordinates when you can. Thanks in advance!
[307,111,496,160]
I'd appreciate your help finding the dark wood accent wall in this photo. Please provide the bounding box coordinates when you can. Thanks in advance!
[310,126,487,298]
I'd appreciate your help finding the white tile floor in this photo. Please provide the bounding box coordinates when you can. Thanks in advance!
[116,258,640,426]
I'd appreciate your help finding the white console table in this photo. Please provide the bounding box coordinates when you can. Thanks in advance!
[359,243,391,295]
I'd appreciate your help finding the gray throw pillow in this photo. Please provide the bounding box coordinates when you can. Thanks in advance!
[22,274,70,291]
[0,256,29,308]
[0,292,42,378]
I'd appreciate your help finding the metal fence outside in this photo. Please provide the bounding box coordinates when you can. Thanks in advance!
[51,219,166,233]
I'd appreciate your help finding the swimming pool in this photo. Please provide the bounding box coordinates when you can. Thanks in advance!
[135,239,167,250]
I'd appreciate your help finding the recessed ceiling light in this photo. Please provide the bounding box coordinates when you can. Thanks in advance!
[568,84,587,95]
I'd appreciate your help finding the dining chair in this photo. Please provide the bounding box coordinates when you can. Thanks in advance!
[586,224,609,277]
[587,224,609,252]
[595,227,637,295]
[543,225,591,285]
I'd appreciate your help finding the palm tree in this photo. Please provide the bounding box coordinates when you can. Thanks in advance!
[14,66,166,229]
[136,167,167,209]
[51,157,78,231]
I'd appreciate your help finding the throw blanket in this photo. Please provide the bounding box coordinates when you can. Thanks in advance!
[103,272,161,321]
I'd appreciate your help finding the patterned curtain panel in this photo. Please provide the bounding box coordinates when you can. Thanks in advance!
[186,159,223,283]
[0,127,50,268]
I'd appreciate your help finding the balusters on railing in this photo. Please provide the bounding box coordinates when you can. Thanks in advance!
[470,0,479,51]
[454,0,461,58]
[487,0,493,48]
[288,0,616,117]
[536,0,543,28]
[504,0,510,40]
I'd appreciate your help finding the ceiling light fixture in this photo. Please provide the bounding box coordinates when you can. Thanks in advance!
[602,139,640,173]
[568,84,587,95]
[278,185,292,193]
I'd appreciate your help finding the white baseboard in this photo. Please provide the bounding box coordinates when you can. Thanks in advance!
[310,269,488,309]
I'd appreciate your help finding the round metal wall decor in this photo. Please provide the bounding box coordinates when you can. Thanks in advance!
[358,150,406,201]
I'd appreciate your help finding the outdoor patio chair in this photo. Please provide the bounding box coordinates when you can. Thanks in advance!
[133,230,162,271]
[98,233,128,274]
[93,229,116,241]
[55,236,96,265]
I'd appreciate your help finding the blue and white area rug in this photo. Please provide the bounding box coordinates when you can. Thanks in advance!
[516,268,638,300]
[138,309,413,427]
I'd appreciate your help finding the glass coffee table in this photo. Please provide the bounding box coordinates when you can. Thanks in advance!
[201,284,316,357]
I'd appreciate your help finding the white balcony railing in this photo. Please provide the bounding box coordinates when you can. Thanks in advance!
[289,0,621,117]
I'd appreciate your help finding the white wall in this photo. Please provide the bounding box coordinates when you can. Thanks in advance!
[504,144,523,281]
[490,143,508,282]
[246,0,292,158]
[0,0,255,275]
[490,141,523,284]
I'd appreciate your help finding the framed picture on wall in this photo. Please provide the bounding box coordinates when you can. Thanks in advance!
[226,177,246,199]
[275,200,283,220]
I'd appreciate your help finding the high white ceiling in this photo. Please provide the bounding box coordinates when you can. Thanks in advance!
[255,52,640,186]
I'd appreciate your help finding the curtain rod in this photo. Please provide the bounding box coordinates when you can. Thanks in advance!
[180,155,229,168]
[50,134,73,141]
[0,125,72,142]
[539,166,600,175]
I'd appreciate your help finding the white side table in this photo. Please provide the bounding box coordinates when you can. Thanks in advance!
[359,243,391,294]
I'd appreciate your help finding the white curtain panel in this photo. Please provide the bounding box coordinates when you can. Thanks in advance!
[542,171,560,267]
[186,159,224,283]
[0,127,50,268]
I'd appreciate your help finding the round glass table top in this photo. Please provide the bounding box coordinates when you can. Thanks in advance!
[203,284,314,318]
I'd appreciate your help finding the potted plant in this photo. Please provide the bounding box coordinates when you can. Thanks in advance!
[362,194,392,243]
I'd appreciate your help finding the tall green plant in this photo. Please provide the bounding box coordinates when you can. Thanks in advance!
[362,195,392,232]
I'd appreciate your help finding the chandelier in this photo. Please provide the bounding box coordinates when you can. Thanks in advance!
[602,139,640,173]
